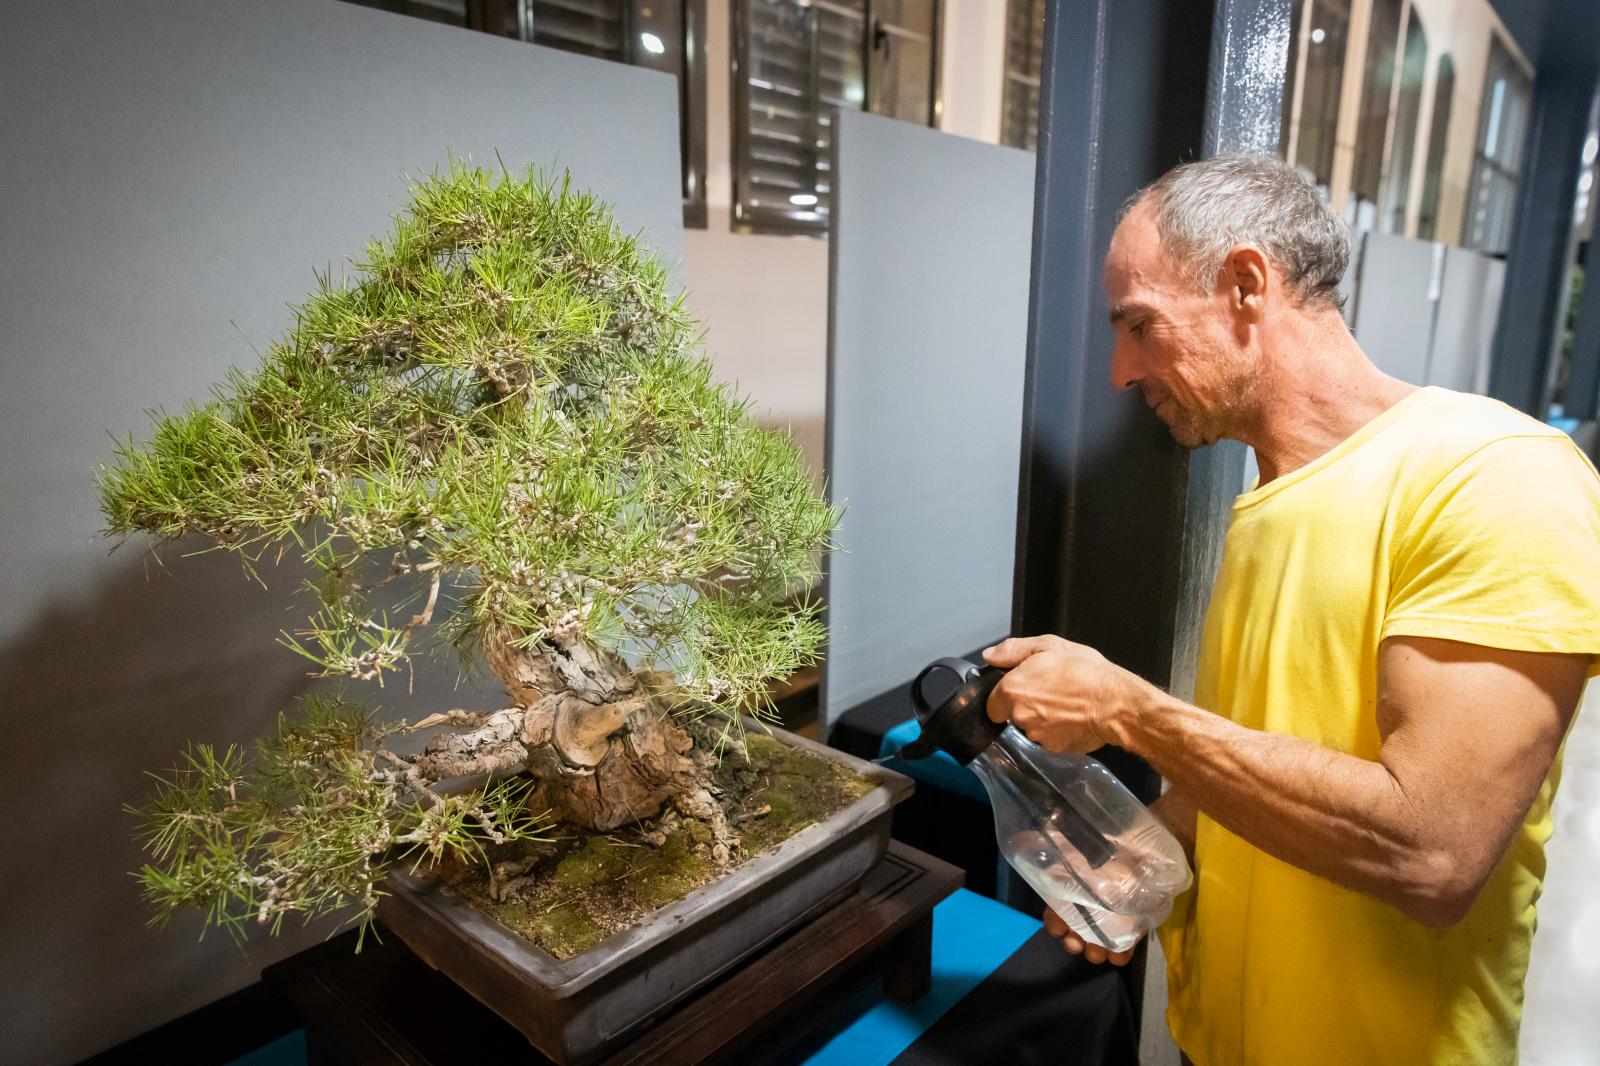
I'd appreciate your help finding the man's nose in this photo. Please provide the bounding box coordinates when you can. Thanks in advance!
[1109,342,1141,391]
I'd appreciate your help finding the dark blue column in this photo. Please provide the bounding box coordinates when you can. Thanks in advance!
[1564,131,1600,420]
[1488,0,1600,415]
[1566,248,1600,419]
[1013,0,1290,800]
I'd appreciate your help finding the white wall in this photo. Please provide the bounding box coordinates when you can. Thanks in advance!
[939,0,1011,145]
[681,0,1012,478]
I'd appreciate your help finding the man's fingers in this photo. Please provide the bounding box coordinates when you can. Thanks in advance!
[1083,943,1107,964]
[986,682,1012,723]
[1108,947,1135,966]
[1042,907,1067,937]
[982,635,1056,668]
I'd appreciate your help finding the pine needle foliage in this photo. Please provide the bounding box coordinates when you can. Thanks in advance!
[132,695,540,939]
[100,160,837,710]
[104,161,839,938]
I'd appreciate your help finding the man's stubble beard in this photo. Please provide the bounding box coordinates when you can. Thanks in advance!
[1163,358,1263,450]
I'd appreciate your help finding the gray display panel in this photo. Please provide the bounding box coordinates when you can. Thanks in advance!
[822,110,1035,729]
[0,2,682,1060]
[1431,248,1506,393]
[1349,231,1441,385]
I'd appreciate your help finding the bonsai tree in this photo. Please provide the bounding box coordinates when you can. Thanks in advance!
[102,162,836,937]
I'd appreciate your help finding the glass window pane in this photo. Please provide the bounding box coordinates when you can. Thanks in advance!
[735,0,938,233]
[874,0,934,37]
[869,13,935,124]
[1350,0,1401,221]
[527,0,626,60]
[1289,0,1350,190]
[1463,35,1530,253]
[1380,11,1427,234]
[1001,0,1044,150]
[1417,54,1453,240]
[738,0,865,231]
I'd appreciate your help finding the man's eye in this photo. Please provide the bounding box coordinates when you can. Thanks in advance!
[1130,321,1147,337]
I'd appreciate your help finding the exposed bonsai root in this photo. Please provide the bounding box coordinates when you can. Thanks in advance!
[673,783,736,867]
[523,699,698,830]
[489,855,540,902]
[412,707,530,779]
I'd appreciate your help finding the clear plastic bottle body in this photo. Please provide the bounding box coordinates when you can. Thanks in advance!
[968,727,1192,953]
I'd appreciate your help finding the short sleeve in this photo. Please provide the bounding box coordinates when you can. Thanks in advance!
[1384,434,1600,672]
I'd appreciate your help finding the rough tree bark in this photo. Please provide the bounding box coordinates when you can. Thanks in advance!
[411,628,733,860]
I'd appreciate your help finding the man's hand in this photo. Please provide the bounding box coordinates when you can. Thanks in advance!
[983,634,1154,752]
[1042,905,1138,965]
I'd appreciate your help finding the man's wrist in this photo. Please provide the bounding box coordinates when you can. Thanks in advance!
[1105,678,1181,757]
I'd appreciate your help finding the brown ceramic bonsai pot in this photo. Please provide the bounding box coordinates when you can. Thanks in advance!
[377,725,913,1064]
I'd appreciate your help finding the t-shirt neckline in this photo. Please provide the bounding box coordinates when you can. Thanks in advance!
[1233,386,1435,512]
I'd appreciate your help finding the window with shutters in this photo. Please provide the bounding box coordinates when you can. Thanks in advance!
[732,0,942,235]
[341,0,709,228]
[1463,35,1532,255]
[1001,0,1045,151]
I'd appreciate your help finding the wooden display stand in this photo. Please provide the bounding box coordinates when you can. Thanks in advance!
[265,841,964,1065]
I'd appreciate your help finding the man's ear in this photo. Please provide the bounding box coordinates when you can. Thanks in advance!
[1223,244,1270,322]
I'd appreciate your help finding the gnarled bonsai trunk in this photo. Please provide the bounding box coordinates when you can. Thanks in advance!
[413,629,731,858]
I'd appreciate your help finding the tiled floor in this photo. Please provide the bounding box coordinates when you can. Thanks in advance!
[1521,679,1600,1065]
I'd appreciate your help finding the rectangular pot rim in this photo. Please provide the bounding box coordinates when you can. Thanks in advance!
[383,720,914,996]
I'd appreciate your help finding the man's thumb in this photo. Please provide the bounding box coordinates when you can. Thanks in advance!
[983,636,1045,667]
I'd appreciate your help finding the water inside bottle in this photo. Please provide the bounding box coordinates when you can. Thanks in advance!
[1004,822,1180,953]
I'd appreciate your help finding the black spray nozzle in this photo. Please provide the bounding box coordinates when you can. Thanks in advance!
[907,655,1119,872]
[900,656,1007,765]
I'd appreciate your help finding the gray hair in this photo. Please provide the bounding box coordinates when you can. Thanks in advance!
[1125,155,1350,311]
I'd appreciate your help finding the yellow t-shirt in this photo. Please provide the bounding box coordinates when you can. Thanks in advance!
[1159,386,1600,1066]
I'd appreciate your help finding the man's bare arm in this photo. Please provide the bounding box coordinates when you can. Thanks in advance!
[1112,638,1585,926]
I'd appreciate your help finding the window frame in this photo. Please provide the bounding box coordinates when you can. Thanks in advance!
[731,0,944,236]
[1416,52,1454,241]
[1462,32,1533,256]
[1000,0,1046,151]
[1280,0,1353,194]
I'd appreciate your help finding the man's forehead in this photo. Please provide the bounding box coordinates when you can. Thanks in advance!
[1105,207,1168,289]
[1109,206,1160,260]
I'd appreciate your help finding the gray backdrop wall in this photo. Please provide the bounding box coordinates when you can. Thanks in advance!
[1346,231,1506,390]
[0,1,682,1061]
[822,110,1035,728]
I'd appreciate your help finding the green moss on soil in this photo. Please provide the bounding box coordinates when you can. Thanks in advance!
[433,730,875,960]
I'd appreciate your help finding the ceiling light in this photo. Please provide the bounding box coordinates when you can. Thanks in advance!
[640,32,666,55]
[790,193,819,207]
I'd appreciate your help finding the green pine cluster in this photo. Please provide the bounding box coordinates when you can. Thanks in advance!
[102,161,838,936]
[135,696,539,939]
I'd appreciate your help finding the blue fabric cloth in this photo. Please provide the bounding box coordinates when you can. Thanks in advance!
[227,1031,307,1066]
[878,718,990,804]
[802,888,1042,1066]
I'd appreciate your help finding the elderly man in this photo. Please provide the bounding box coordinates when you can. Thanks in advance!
[984,156,1600,1065]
